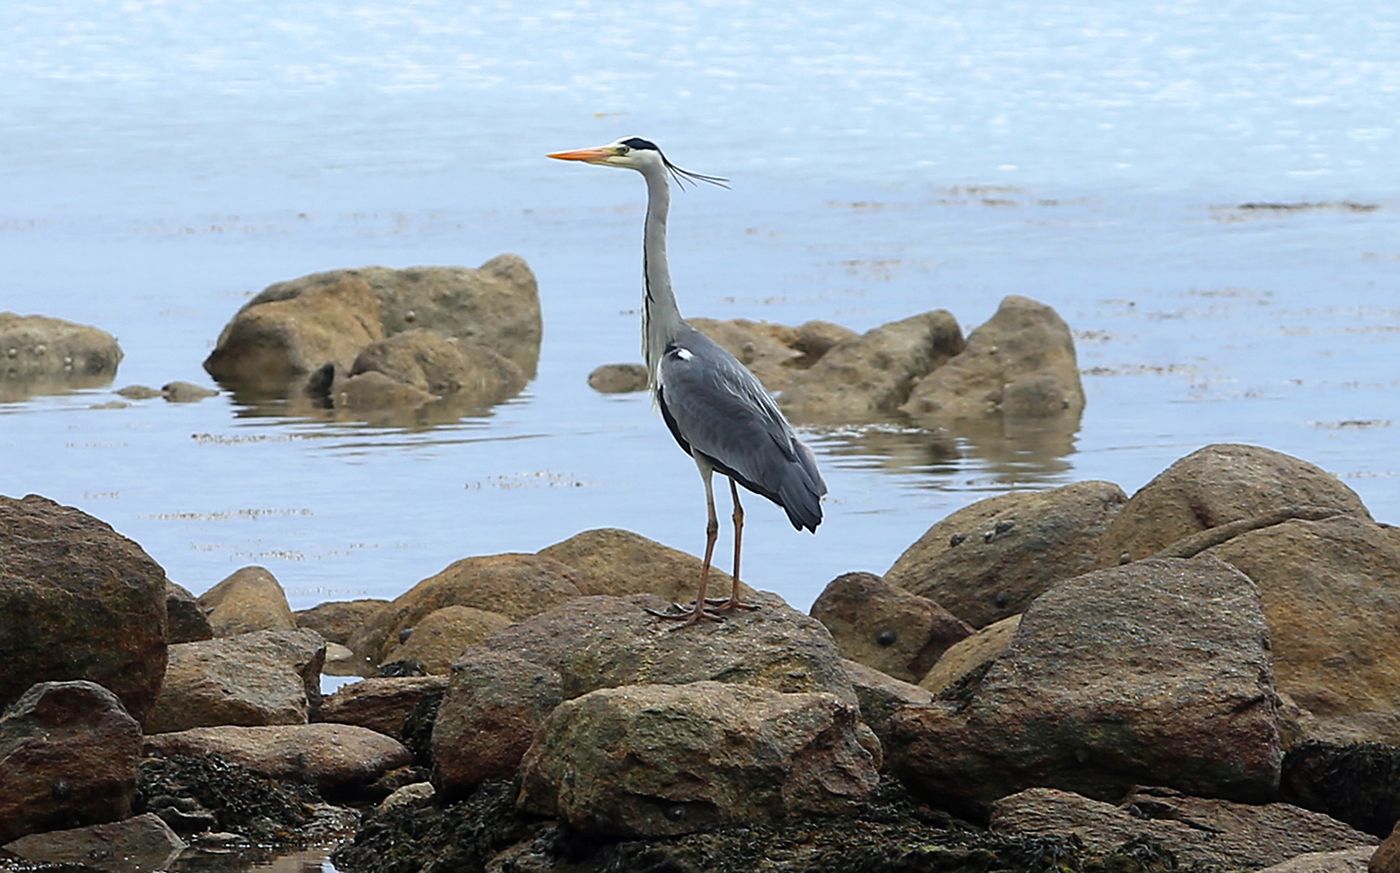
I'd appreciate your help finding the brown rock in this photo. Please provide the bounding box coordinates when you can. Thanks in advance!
[203,273,384,396]
[780,309,964,424]
[0,681,141,844]
[144,629,326,733]
[901,295,1083,425]
[991,786,1375,870]
[517,681,880,836]
[380,605,513,674]
[430,651,563,796]
[479,594,856,706]
[295,598,389,646]
[587,363,649,393]
[537,527,755,606]
[165,581,213,644]
[810,571,971,682]
[919,614,1021,694]
[143,723,412,799]
[1372,823,1400,873]
[347,554,584,662]
[1098,444,1372,564]
[688,317,806,392]
[890,557,1282,815]
[197,565,296,637]
[841,658,932,757]
[1,813,185,872]
[0,495,168,722]
[161,381,218,402]
[791,320,859,363]
[0,312,123,401]
[328,369,436,410]
[345,327,526,409]
[1205,516,1400,745]
[315,675,448,739]
[884,480,1127,628]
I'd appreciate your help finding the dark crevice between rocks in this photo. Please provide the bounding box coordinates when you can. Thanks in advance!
[1280,741,1400,837]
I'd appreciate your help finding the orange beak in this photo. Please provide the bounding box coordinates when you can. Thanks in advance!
[547,147,615,163]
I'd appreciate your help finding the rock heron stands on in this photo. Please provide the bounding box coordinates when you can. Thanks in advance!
[549,137,827,626]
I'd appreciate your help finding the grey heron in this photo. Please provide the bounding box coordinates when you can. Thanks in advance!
[549,137,827,625]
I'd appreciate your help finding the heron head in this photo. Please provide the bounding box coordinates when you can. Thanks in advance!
[548,137,728,189]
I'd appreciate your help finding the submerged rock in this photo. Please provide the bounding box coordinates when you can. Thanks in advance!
[0,312,123,401]
[204,258,541,399]
[0,681,142,844]
[0,495,168,723]
[884,480,1127,628]
[810,571,971,682]
[901,295,1084,426]
[587,362,649,393]
[779,309,965,424]
[517,681,880,837]
[891,557,1282,815]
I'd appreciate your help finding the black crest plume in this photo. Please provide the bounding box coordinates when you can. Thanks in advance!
[621,137,729,190]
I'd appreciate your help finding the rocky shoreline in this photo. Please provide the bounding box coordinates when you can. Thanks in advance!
[3,441,1398,873]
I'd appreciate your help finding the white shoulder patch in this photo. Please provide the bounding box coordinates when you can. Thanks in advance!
[675,347,693,361]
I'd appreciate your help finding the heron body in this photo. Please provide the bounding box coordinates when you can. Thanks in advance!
[549,137,826,624]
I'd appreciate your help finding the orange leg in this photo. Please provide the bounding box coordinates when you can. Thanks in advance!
[645,462,723,625]
[713,478,758,612]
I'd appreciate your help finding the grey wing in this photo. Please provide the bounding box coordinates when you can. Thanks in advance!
[656,336,827,531]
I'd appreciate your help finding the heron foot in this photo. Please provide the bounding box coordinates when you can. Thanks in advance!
[644,603,725,626]
[703,597,761,612]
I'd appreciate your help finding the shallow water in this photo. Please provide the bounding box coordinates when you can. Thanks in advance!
[3,2,1398,870]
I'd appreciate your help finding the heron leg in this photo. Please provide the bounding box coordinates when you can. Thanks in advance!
[646,461,723,625]
[710,478,759,612]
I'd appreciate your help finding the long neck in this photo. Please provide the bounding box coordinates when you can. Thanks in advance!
[641,166,685,387]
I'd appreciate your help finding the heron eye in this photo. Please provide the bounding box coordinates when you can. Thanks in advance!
[616,146,630,155]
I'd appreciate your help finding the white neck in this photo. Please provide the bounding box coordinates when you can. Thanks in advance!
[640,163,686,388]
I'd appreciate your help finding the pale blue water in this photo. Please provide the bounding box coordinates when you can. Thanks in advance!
[4,1,1399,868]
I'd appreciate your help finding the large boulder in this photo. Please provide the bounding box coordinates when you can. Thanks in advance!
[1,813,185,872]
[1098,444,1372,564]
[379,605,513,674]
[884,480,1127,628]
[991,786,1375,870]
[517,681,880,836]
[0,681,142,844]
[890,557,1282,815]
[197,565,296,637]
[1374,824,1400,873]
[477,594,856,706]
[779,310,964,424]
[295,598,388,646]
[538,527,756,607]
[0,312,123,401]
[1205,516,1400,745]
[316,675,448,739]
[1266,848,1377,873]
[144,629,326,733]
[205,257,541,397]
[143,724,412,799]
[687,317,856,394]
[0,494,168,723]
[900,295,1084,426]
[430,651,563,796]
[347,554,584,662]
[809,571,971,682]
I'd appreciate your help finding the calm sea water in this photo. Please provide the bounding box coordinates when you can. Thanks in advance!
[3,3,1398,867]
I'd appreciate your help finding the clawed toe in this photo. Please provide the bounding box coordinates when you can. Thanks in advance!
[644,603,725,625]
